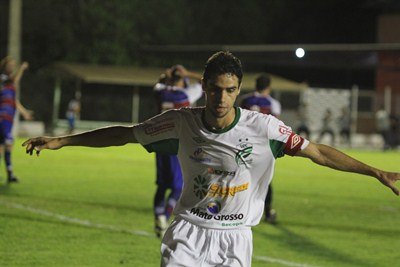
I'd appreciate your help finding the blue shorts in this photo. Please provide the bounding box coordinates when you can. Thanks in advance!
[156,154,183,189]
[67,116,75,129]
[0,119,14,144]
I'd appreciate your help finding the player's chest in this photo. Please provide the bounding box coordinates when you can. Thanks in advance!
[180,129,270,170]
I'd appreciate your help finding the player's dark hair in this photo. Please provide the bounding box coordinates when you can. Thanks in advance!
[170,65,182,84]
[0,56,12,73]
[203,51,243,85]
[256,74,271,91]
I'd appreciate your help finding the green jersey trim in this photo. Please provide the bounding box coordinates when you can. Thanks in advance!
[269,139,285,159]
[143,138,179,155]
[201,107,241,134]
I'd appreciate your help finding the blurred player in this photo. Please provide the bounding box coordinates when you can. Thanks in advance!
[66,91,81,134]
[317,108,335,146]
[239,74,281,224]
[23,51,400,267]
[296,103,310,139]
[375,106,390,151]
[338,107,351,147]
[153,65,202,238]
[0,56,33,183]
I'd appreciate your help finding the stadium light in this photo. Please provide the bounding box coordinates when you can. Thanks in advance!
[295,48,305,58]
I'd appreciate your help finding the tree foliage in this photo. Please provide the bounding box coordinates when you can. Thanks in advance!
[18,0,383,70]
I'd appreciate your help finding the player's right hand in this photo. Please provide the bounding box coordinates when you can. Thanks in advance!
[21,62,29,70]
[22,137,62,156]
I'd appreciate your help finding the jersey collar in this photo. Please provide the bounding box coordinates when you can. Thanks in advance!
[201,107,241,134]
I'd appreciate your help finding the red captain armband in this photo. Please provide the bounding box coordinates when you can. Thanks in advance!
[284,132,305,156]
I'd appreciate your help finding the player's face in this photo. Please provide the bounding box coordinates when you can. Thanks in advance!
[5,59,16,74]
[203,73,241,118]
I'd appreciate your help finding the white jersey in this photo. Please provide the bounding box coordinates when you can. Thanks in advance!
[133,107,308,229]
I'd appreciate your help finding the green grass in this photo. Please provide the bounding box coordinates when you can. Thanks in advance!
[1,139,399,266]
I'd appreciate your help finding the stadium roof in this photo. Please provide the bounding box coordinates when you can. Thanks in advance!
[52,62,307,92]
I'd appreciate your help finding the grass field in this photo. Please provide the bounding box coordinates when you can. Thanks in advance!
[0,138,399,267]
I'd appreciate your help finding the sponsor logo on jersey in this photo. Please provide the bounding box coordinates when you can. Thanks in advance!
[189,208,244,221]
[193,175,210,199]
[208,182,249,198]
[284,132,304,156]
[189,148,212,163]
[278,125,292,135]
[290,134,302,149]
[235,138,253,166]
[144,121,175,136]
[207,167,236,176]
[206,200,221,214]
[221,222,244,227]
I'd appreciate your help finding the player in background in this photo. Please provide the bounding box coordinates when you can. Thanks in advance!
[317,108,335,146]
[23,51,400,266]
[238,74,281,224]
[375,105,390,151]
[296,103,310,140]
[153,65,203,238]
[337,107,351,147]
[66,91,81,134]
[0,56,33,183]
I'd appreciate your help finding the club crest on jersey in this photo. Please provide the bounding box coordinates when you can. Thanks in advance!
[235,138,253,166]
[193,175,210,199]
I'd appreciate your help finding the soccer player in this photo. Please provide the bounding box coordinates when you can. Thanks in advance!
[338,107,351,147]
[317,108,335,146]
[23,51,399,267]
[238,74,281,224]
[153,65,202,238]
[65,91,81,134]
[0,56,33,183]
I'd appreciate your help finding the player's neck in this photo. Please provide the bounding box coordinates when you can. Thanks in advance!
[203,107,237,130]
[258,89,271,97]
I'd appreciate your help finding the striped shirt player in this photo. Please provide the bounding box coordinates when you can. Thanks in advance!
[133,107,308,265]
[0,74,18,182]
[152,73,202,238]
[239,91,281,117]
[0,74,17,138]
[0,57,32,183]
[239,75,282,223]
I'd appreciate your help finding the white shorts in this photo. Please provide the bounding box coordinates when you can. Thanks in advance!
[160,218,253,267]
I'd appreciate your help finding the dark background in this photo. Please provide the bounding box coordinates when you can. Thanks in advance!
[1,0,399,125]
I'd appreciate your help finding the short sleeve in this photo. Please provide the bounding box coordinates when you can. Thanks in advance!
[133,110,181,155]
[267,116,309,158]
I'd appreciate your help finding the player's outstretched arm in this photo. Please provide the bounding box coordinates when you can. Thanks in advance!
[295,142,400,195]
[16,100,34,120]
[12,61,29,84]
[23,125,138,156]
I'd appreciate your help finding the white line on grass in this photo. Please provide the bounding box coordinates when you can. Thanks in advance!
[0,199,153,237]
[0,199,320,267]
[254,255,319,267]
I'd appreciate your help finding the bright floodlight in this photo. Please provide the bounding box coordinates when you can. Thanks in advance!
[295,48,305,58]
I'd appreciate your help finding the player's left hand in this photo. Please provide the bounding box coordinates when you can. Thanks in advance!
[377,171,400,196]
